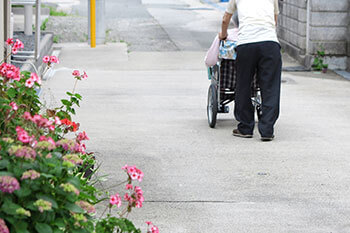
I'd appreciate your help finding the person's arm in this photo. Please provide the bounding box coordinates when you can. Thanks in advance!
[219,0,236,40]
[274,14,278,25]
[274,0,279,26]
[219,12,233,40]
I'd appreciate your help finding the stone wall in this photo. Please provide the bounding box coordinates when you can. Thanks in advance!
[277,0,349,70]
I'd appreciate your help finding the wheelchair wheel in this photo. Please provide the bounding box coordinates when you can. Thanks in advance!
[207,84,218,128]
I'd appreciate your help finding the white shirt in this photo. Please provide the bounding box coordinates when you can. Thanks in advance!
[226,0,279,46]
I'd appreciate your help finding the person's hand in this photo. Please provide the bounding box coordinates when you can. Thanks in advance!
[219,32,227,40]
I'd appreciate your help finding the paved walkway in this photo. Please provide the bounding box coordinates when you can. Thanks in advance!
[41,43,350,232]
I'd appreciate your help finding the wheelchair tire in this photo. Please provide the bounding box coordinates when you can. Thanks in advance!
[207,84,218,128]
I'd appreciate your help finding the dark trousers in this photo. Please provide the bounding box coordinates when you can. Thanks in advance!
[234,41,282,137]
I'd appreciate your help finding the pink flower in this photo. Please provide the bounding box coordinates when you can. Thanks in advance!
[123,165,144,182]
[72,70,80,77]
[21,170,40,180]
[23,112,32,121]
[146,222,159,233]
[43,56,50,63]
[48,125,55,131]
[0,176,20,193]
[47,137,55,146]
[150,225,159,233]
[0,218,10,233]
[16,127,30,144]
[82,71,88,80]
[77,131,89,142]
[5,38,14,46]
[0,63,20,81]
[50,56,59,64]
[14,39,24,49]
[8,145,36,160]
[30,72,41,85]
[125,184,133,190]
[11,47,18,54]
[9,102,18,111]
[25,78,35,88]
[124,193,130,201]
[109,194,122,207]
[11,39,24,54]
[18,133,30,144]
[124,185,144,209]
[55,116,61,125]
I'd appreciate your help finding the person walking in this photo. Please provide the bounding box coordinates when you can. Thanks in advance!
[219,0,282,141]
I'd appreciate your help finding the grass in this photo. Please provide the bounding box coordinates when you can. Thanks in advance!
[48,6,68,16]
[53,35,60,43]
[40,18,49,31]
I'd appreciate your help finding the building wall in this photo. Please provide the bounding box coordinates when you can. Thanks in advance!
[277,0,349,70]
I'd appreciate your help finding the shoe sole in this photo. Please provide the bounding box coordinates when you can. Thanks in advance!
[261,136,274,141]
[233,132,253,138]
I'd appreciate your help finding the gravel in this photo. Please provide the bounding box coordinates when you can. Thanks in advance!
[45,16,88,43]
[44,15,178,51]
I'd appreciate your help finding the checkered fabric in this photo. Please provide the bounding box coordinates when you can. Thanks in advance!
[219,59,236,91]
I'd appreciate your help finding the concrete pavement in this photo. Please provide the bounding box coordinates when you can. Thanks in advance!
[40,43,350,232]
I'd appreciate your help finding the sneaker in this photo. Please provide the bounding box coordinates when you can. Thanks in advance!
[260,135,275,141]
[232,129,253,138]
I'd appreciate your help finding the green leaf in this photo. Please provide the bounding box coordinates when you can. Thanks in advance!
[0,159,9,169]
[66,92,73,96]
[74,93,82,100]
[0,171,14,176]
[35,223,53,233]
[61,99,71,106]
[1,198,22,215]
[14,221,30,233]
[54,218,65,228]
[14,186,31,198]
[7,88,17,98]
[64,203,85,213]
[121,218,140,232]
[53,229,64,233]
[40,173,54,178]
[71,229,89,233]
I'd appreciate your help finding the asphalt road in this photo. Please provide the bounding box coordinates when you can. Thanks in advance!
[70,0,222,51]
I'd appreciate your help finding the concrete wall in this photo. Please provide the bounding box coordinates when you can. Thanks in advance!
[1,0,4,60]
[278,0,349,70]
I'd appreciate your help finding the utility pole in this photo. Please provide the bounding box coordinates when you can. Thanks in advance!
[88,0,105,47]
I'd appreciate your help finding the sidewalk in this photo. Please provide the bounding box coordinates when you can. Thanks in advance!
[41,43,350,232]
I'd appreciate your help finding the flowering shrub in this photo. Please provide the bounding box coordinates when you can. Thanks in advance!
[0,39,158,233]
